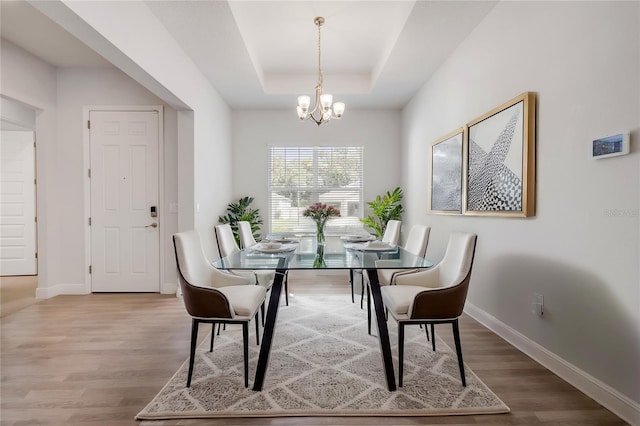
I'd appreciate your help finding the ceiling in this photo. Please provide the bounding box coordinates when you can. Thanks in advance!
[1,0,496,110]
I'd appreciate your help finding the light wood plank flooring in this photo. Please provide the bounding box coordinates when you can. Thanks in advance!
[0,275,38,318]
[0,271,627,425]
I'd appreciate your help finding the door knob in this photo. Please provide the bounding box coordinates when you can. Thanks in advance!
[145,222,158,228]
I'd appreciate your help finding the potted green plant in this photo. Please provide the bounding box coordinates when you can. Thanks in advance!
[218,196,263,245]
[360,187,404,239]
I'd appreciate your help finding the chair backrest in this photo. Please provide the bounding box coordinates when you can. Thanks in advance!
[215,223,240,258]
[410,232,477,319]
[174,230,251,288]
[173,230,216,287]
[438,232,477,288]
[404,225,430,257]
[173,231,234,318]
[237,221,257,249]
[382,220,401,245]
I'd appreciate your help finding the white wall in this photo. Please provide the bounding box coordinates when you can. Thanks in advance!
[1,39,57,293]
[402,1,639,420]
[1,42,181,294]
[232,109,402,238]
[55,67,179,294]
[31,0,234,261]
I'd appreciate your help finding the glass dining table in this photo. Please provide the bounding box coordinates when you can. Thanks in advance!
[213,235,433,392]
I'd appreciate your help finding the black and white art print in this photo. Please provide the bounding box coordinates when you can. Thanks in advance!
[430,129,463,214]
[465,92,536,217]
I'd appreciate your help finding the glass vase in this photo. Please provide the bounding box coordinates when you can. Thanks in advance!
[313,244,325,268]
[316,219,326,246]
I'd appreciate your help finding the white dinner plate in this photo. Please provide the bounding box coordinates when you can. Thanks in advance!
[252,244,297,253]
[340,235,375,243]
[351,242,397,251]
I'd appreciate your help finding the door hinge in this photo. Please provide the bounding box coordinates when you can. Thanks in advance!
[89,265,92,274]
[87,120,91,129]
[34,216,37,223]
[88,217,92,226]
[88,168,91,178]
[35,252,38,259]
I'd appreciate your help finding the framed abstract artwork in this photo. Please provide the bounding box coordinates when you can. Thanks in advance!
[430,128,464,214]
[464,92,536,217]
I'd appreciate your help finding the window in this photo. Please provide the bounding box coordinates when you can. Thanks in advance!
[268,146,364,235]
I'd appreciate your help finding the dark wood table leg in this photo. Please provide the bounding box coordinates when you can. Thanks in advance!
[366,268,397,391]
[252,261,286,391]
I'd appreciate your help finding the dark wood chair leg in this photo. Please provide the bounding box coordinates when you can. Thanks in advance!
[187,319,199,387]
[366,282,372,335]
[424,322,430,342]
[242,322,249,388]
[349,269,355,303]
[452,319,466,387]
[210,322,216,352]
[431,323,436,351]
[261,302,265,327]
[398,322,405,387]
[360,277,365,309]
[255,314,260,345]
[284,272,289,306]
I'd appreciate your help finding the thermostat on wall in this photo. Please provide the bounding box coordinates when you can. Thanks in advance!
[592,133,630,159]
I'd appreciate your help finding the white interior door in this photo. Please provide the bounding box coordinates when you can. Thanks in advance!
[90,110,159,292]
[0,131,37,276]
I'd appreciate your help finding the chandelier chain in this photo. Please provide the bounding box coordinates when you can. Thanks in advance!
[317,19,323,86]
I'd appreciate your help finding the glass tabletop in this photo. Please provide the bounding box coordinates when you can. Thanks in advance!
[212,235,433,270]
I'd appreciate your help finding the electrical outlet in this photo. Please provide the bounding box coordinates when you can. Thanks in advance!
[532,293,544,316]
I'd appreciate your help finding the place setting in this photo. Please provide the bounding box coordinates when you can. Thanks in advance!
[348,239,398,252]
[249,240,298,254]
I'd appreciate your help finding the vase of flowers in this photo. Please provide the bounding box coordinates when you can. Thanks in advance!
[302,202,340,247]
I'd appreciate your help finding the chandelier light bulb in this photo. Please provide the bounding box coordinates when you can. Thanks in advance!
[333,102,345,117]
[297,106,307,119]
[298,96,311,111]
[320,94,333,109]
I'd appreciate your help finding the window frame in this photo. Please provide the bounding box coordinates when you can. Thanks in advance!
[267,146,364,235]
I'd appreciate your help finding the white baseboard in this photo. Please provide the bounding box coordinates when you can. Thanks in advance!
[36,283,89,299]
[464,302,640,426]
[37,282,177,298]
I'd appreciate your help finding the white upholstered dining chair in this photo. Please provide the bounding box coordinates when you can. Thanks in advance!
[375,224,431,286]
[215,223,274,290]
[353,219,403,308]
[237,220,258,249]
[173,230,266,388]
[381,219,402,245]
[381,232,477,387]
[237,221,289,306]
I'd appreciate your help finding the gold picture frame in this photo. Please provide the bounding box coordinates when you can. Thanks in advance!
[464,92,536,217]
[429,128,464,215]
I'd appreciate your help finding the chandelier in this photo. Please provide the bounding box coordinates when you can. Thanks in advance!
[296,17,345,126]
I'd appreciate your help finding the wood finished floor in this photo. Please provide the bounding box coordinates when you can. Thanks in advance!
[0,271,627,425]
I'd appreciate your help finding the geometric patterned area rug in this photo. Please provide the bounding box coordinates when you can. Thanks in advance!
[136,294,509,420]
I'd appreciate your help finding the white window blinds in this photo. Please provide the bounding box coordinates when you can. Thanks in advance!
[268,146,364,235]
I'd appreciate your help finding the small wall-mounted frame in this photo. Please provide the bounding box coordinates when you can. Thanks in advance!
[464,92,536,217]
[592,133,630,159]
[430,128,464,214]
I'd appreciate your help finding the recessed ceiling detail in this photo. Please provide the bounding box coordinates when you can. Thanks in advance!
[228,1,415,95]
